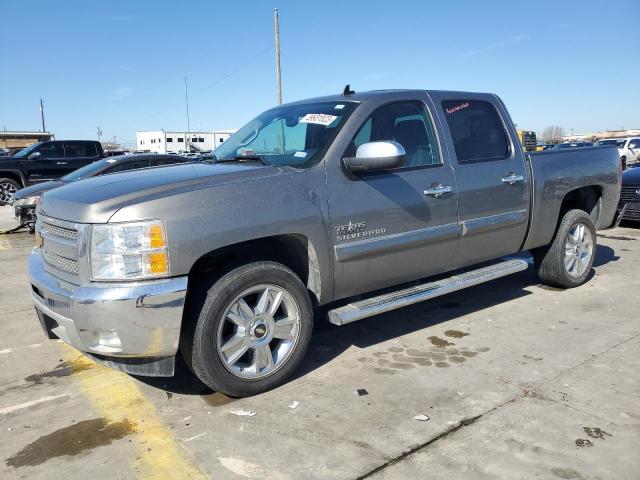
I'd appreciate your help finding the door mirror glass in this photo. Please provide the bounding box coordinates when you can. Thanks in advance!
[28,151,41,160]
[343,141,405,173]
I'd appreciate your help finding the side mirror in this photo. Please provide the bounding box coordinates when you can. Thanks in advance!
[343,141,406,173]
[28,151,41,160]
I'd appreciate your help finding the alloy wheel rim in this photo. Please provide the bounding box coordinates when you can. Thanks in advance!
[564,223,593,278]
[216,283,301,380]
[0,182,17,203]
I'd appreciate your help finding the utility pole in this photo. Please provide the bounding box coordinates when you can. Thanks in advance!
[274,8,282,105]
[39,99,46,133]
[184,76,191,153]
[97,127,102,142]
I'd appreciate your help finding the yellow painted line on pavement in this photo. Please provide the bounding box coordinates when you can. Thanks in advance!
[60,344,208,480]
[0,237,11,250]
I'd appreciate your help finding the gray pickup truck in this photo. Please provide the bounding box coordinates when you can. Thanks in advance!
[28,89,621,397]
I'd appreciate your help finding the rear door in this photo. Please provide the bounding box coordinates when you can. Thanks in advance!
[63,141,101,173]
[23,141,66,183]
[326,95,459,299]
[432,93,530,268]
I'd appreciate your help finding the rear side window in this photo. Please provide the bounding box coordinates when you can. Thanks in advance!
[442,100,510,163]
[151,157,186,166]
[103,159,150,174]
[65,142,98,158]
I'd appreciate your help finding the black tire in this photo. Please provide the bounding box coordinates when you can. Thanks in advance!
[0,177,21,205]
[181,261,313,397]
[532,209,596,289]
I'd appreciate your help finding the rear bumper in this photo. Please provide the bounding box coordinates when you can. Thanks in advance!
[28,249,188,373]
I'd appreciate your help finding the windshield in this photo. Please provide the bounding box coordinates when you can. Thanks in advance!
[13,143,43,158]
[61,159,110,182]
[213,101,357,167]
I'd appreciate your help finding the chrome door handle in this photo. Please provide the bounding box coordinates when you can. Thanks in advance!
[501,173,524,185]
[56,161,68,165]
[423,184,453,198]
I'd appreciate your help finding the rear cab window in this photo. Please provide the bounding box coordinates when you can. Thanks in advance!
[442,100,510,163]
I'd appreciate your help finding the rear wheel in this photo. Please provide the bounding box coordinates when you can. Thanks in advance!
[182,261,313,397]
[0,178,20,204]
[532,209,596,289]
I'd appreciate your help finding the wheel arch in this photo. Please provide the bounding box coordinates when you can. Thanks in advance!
[0,170,26,188]
[558,185,603,227]
[186,233,322,306]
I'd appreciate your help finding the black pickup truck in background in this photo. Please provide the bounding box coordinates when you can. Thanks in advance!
[0,140,104,204]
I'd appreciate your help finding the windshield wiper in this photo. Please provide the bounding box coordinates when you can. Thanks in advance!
[216,156,270,166]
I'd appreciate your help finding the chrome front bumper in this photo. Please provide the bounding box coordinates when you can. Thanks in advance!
[28,249,188,362]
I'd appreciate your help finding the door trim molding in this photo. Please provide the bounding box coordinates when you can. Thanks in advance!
[334,222,460,263]
[461,209,527,237]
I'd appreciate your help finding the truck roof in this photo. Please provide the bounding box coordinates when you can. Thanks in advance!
[283,89,495,106]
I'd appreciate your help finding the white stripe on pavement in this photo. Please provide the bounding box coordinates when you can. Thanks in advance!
[0,394,68,415]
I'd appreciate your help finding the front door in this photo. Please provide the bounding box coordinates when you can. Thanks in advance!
[433,94,530,268]
[23,141,66,183]
[326,97,459,300]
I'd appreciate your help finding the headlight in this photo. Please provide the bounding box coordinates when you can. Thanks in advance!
[14,196,40,207]
[90,220,170,281]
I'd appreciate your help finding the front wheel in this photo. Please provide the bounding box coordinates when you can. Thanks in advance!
[182,261,313,397]
[532,209,596,289]
[0,178,20,205]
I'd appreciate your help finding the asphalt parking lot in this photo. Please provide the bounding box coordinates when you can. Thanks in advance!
[1,205,639,480]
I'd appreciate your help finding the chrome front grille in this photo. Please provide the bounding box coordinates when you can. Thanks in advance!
[620,186,639,203]
[42,222,78,241]
[43,250,79,275]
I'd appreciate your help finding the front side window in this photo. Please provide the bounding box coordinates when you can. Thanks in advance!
[442,100,510,163]
[345,101,441,168]
[38,142,64,158]
[214,101,357,168]
[629,139,640,149]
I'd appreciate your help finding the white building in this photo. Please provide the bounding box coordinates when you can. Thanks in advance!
[136,130,237,154]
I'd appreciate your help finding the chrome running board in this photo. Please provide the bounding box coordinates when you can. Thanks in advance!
[328,258,529,326]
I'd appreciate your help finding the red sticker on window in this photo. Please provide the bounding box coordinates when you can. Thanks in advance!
[445,102,470,114]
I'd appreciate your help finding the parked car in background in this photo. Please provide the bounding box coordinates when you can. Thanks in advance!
[594,138,626,149]
[28,89,621,397]
[535,143,555,151]
[11,153,193,229]
[552,141,594,149]
[0,140,104,204]
[595,137,640,169]
[618,138,640,169]
[618,166,640,223]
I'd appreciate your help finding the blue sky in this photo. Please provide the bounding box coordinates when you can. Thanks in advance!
[1,0,638,146]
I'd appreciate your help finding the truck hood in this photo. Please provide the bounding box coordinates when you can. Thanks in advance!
[38,162,274,223]
[14,180,64,200]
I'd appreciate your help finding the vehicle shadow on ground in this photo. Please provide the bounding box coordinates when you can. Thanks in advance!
[135,246,619,395]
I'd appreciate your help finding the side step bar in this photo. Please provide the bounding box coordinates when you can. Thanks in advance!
[328,258,529,326]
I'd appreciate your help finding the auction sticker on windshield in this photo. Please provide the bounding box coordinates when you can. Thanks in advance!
[300,113,337,126]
